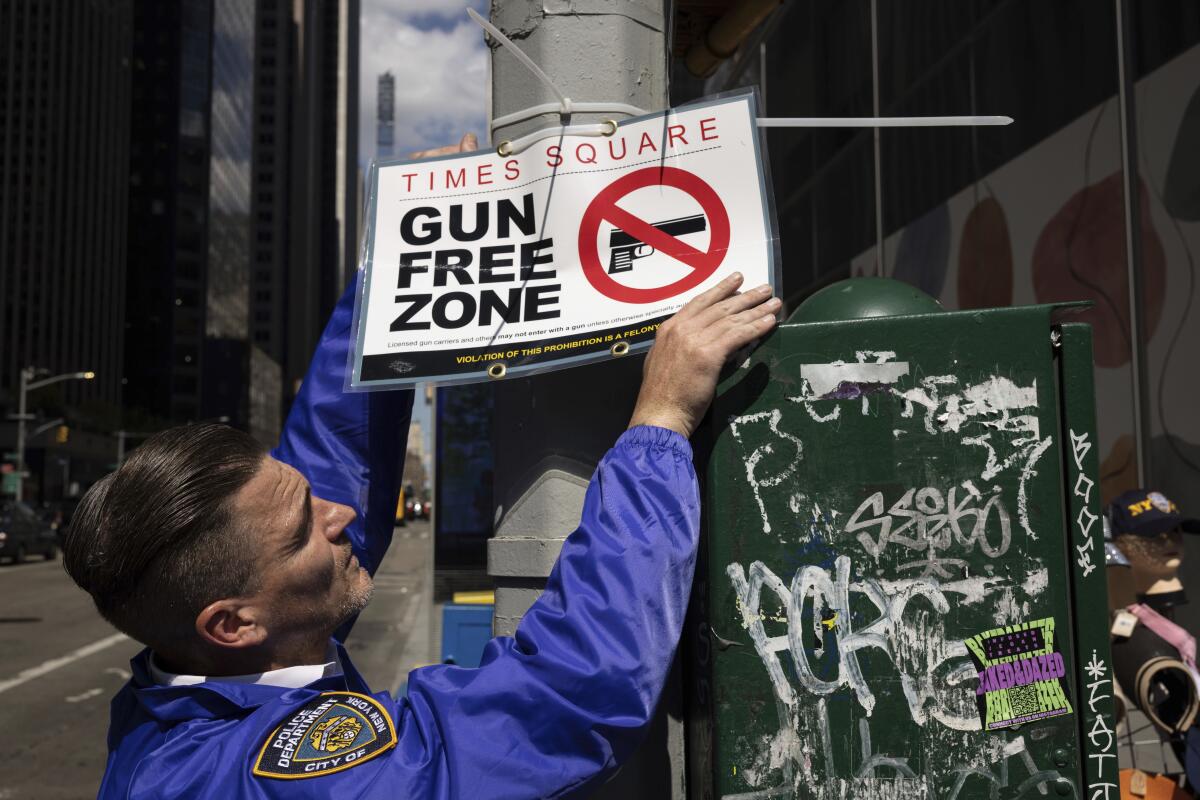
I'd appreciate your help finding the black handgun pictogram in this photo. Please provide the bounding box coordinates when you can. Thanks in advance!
[607,214,707,273]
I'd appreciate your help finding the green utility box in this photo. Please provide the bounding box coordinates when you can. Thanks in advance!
[688,279,1117,800]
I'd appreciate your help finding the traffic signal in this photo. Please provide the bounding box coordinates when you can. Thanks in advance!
[55,425,69,444]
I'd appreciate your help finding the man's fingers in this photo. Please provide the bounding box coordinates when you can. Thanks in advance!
[409,132,479,159]
[713,297,782,331]
[409,143,456,158]
[675,272,744,321]
[693,283,773,328]
[717,310,778,352]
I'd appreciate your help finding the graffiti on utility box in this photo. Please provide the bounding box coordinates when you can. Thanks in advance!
[699,306,1115,800]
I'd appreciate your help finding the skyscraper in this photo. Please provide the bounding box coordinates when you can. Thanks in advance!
[378,71,395,158]
[286,0,361,399]
[124,0,218,428]
[0,2,133,500]
[0,1,132,417]
[123,0,360,443]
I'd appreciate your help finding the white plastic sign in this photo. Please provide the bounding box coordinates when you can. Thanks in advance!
[350,92,776,388]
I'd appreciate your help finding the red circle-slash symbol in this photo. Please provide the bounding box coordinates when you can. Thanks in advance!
[578,166,731,304]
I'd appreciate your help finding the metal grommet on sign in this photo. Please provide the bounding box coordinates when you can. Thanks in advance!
[487,362,507,379]
[600,119,618,136]
[497,140,514,157]
[610,341,630,357]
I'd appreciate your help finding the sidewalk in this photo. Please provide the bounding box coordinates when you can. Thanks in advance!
[343,521,443,695]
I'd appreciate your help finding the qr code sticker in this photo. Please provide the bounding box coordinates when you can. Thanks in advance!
[1008,684,1040,718]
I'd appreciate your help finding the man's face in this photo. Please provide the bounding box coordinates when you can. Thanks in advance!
[232,456,371,640]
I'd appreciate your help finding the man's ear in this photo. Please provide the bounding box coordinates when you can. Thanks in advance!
[195,599,267,649]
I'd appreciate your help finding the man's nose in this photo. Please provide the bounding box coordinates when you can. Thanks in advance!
[314,496,357,542]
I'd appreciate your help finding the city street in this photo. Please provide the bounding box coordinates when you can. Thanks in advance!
[0,521,436,800]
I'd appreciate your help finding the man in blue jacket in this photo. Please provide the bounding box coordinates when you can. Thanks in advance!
[63,249,779,795]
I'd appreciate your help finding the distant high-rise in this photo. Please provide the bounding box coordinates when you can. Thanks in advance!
[0,1,132,417]
[378,72,395,157]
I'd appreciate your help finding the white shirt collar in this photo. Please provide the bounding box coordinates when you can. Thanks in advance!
[149,644,343,689]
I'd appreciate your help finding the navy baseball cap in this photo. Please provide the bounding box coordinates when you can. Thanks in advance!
[1108,489,1200,537]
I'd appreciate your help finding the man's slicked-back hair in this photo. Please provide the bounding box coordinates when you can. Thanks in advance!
[64,424,267,650]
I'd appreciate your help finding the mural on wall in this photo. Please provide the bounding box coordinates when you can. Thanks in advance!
[1031,172,1166,369]
[892,203,951,298]
[1148,78,1200,489]
[850,42,1200,517]
[1163,83,1200,221]
[957,196,1013,310]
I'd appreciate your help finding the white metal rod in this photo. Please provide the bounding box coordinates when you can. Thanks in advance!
[757,115,1012,127]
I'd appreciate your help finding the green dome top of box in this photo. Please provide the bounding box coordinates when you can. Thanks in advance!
[788,277,944,323]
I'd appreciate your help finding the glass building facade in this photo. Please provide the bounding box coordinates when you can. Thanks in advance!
[0,0,133,500]
[202,0,257,431]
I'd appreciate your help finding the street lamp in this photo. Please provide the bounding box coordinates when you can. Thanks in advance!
[12,367,95,502]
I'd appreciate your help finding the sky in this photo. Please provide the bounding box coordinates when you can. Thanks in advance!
[358,0,490,164]
[357,0,490,467]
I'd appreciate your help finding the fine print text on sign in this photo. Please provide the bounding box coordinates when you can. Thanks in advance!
[350,91,776,388]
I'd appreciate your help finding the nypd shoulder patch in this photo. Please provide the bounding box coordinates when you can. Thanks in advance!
[253,691,397,780]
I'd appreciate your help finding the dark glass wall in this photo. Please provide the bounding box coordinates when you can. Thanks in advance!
[125,0,211,426]
[674,1,1200,773]
[675,0,1200,520]
[0,1,131,412]
[1129,7,1200,545]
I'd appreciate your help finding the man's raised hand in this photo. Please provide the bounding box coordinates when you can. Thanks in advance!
[628,273,780,438]
[409,132,478,159]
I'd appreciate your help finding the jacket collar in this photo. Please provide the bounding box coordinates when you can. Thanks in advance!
[126,641,370,723]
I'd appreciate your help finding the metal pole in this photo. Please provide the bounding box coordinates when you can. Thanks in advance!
[870,0,885,276]
[116,431,127,468]
[1114,0,1150,486]
[486,3,681,796]
[15,367,29,502]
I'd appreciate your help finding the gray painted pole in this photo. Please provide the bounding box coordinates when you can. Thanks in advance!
[486,2,685,796]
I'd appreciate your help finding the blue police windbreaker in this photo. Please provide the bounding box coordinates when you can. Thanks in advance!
[97,280,701,799]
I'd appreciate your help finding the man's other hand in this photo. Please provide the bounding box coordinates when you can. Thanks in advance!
[409,132,478,159]
[629,273,780,438]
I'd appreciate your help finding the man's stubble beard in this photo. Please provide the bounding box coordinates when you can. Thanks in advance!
[339,570,374,623]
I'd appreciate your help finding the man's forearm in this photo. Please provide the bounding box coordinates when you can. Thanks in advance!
[401,425,698,797]
[272,278,414,575]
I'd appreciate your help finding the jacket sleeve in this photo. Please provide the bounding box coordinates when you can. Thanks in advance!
[400,425,699,799]
[271,278,414,578]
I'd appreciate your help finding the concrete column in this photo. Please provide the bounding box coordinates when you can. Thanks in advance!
[486,2,685,797]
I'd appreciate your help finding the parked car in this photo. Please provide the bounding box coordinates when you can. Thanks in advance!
[0,500,60,563]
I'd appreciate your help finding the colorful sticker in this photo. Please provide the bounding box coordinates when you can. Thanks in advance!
[253,692,397,779]
[964,617,1074,730]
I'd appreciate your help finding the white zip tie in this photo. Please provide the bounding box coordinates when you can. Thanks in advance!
[757,115,1013,128]
[491,101,648,132]
[497,121,619,158]
[469,8,649,156]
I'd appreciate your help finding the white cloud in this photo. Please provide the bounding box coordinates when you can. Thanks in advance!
[358,1,490,164]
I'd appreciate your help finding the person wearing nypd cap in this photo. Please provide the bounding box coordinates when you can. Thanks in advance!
[1107,488,1200,792]
[58,133,783,800]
